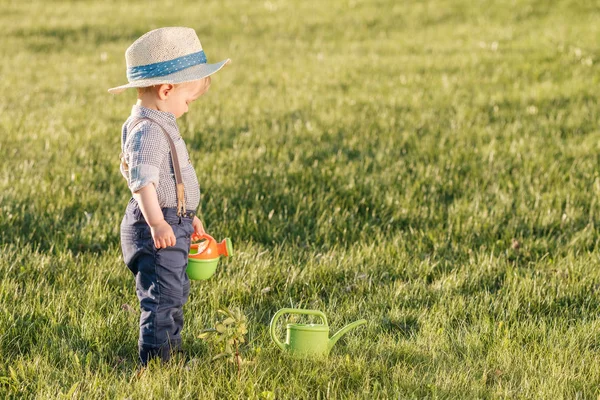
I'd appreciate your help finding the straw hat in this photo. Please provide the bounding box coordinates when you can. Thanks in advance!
[108,27,230,94]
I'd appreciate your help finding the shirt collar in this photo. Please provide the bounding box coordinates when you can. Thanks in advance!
[130,104,179,138]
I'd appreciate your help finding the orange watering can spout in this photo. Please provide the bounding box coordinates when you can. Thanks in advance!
[216,239,231,257]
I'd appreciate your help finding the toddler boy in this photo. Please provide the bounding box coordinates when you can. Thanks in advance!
[108,27,230,365]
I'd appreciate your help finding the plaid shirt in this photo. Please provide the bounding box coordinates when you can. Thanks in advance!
[120,105,200,210]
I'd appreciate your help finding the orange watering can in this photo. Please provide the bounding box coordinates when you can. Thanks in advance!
[187,233,232,280]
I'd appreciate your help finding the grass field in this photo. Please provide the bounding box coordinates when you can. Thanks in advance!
[1,0,600,398]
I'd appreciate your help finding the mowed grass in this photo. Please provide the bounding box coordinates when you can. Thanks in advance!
[1,0,600,398]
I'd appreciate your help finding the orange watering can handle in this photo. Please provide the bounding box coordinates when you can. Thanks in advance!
[191,233,215,243]
[190,233,215,255]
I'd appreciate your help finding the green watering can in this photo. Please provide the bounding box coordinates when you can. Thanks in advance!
[269,308,367,357]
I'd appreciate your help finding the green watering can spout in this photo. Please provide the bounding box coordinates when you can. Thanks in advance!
[328,319,367,352]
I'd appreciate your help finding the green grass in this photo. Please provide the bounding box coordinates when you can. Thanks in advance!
[1,0,600,398]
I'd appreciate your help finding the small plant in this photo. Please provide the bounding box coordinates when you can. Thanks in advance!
[198,307,250,375]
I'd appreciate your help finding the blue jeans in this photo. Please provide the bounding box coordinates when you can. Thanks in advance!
[120,198,194,365]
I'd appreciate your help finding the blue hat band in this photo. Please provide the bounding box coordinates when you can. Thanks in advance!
[127,50,207,81]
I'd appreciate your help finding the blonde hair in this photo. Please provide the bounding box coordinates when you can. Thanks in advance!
[136,85,157,96]
[136,81,201,97]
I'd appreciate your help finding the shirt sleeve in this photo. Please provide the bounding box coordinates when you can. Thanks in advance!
[123,121,169,193]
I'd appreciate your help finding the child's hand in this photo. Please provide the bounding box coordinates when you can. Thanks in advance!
[192,216,206,236]
[150,220,176,249]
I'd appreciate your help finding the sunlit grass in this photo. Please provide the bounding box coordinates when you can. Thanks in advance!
[1,0,600,398]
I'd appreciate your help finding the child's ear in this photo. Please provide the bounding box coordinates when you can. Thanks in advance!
[157,84,174,100]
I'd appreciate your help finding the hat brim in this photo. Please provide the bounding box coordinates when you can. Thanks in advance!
[108,59,231,94]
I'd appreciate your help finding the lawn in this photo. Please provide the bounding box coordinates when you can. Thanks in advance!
[1,0,600,398]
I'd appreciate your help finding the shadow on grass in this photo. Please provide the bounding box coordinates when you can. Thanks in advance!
[3,98,599,263]
[382,315,420,339]
[0,195,120,256]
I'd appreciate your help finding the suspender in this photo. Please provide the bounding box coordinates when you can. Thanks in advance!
[121,117,187,217]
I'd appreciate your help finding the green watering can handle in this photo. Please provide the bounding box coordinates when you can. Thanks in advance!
[269,308,328,351]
